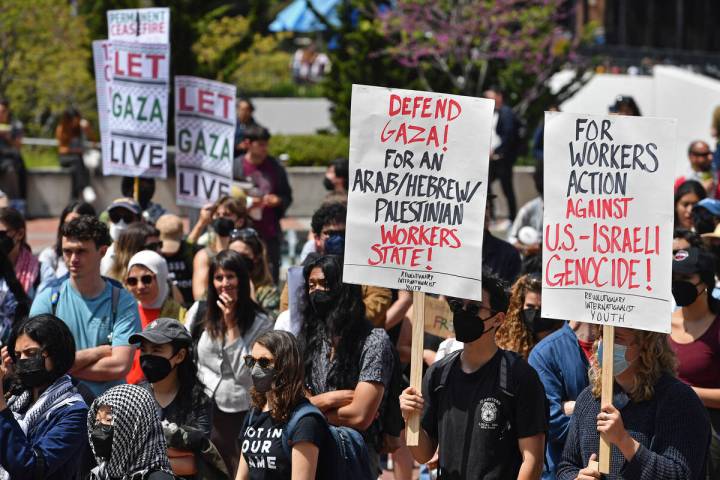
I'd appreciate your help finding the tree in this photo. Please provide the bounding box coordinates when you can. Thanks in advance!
[0,0,96,135]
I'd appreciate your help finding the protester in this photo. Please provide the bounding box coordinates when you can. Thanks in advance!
[482,196,522,283]
[156,214,195,306]
[0,231,30,344]
[496,273,563,359]
[508,166,544,257]
[323,157,349,199]
[228,228,280,318]
[0,99,27,208]
[238,330,335,479]
[675,180,706,230]
[399,269,547,479]
[233,98,263,158]
[292,42,331,84]
[186,250,272,476]
[0,314,87,480]
[129,318,224,480]
[675,141,717,198]
[234,126,293,282]
[692,197,720,235]
[484,87,520,221]
[669,246,720,478]
[56,107,95,202]
[0,207,52,297]
[556,327,710,480]
[105,222,161,282]
[30,215,140,397]
[190,195,249,301]
[120,177,168,225]
[87,383,174,480]
[280,202,392,328]
[124,251,186,385]
[528,320,593,479]
[299,255,394,476]
[608,95,642,116]
[101,197,144,275]
[38,201,96,279]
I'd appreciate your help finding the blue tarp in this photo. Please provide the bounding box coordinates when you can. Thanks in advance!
[269,0,341,32]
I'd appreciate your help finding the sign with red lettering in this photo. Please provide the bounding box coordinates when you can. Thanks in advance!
[542,112,676,333]
[174,76,237,208]
[92,40,112,168]
[343,85,494,300]
[107,8,170,44]
[105,41,170,178]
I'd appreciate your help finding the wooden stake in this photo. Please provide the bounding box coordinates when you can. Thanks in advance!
[406,291,426,446]
[133,177,140,203]
[598,324,615,474]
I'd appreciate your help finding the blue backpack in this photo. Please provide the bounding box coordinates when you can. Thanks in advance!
[275,402,375,479]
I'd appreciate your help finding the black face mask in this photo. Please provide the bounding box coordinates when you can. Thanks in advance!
[521,308,557,335]
[452,309,496,343]
[91,424,114,460]
[15,352,54,388]
[212,217,235,237]
[309,290,335,317]
[0,231,14,255]
[672,280,702,307]
[323,177,334,191]
[139,354,173,383]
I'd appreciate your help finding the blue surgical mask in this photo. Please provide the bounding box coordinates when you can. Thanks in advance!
[597,340,631,376]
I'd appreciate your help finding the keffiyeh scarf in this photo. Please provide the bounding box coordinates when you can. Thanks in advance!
[14,246,39,294]
[87,384,172,480]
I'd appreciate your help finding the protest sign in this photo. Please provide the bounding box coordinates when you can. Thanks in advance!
[107,8,170,44]
[174,76,236,208]
[407,296,454,339]
[105,41,170,179]
[92,40,112,166]
[542,112,676,333]
[343,85,494,301]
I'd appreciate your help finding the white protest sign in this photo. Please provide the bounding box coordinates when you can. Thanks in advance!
[542,112,676,333]
[343,85,494,300]
[92,40,112,166]
[107,8,170,44]
[105,41,170,178]
[174,76,237,208]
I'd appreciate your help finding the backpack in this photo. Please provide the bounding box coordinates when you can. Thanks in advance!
[50,275,122,338]
[280,402,375,480]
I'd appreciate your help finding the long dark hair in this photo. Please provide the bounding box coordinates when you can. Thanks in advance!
[299,255,371,391]
[229,229,273,287]
[693,246,720,315]
[55,201,96,256]
[169,339,206,420]
[203,250,260,339]
[250,330,305,423]
[0,208,30,326]
[0,207,29,249]
[674,180,706,227]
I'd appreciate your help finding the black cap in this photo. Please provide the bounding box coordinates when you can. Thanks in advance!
[672,248,702,275]
[129,317,192,346]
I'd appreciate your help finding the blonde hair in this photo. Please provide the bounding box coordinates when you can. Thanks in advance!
[495,274,541,359]
[590,330,677,402]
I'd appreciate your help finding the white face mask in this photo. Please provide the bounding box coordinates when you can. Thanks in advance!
[109,220,128,242]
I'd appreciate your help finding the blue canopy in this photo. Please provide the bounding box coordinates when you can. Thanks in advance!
[269,0,341,32]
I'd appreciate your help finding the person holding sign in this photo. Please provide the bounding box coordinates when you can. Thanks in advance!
[399,270,547,479]
[556,327,710,480]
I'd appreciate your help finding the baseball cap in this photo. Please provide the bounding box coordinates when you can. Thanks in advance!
[129,317,192,346]
[155,214,184,254]
[107,197,141,215]
[696,198,720,217]
[672,247,705,275]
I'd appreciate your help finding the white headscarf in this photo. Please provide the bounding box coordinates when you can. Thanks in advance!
[127,250,169,309]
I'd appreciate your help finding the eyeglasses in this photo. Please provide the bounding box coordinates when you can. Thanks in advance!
[126,274,154,287]
[230,228,260,243]
[109,209,137,224]
[244,355,274,369]
[447,298,497,318]
[690,150,712,157]
[144,241,163,252]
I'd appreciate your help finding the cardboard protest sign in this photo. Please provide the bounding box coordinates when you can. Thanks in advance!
[105,41,170,178]
[92,40,112,166]
[107,8,170,44]
[413,296,454,339]
[542,112,676,333]
[343,85,494,300]
[174,76,236,208]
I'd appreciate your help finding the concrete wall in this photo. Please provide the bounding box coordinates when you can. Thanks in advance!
[19,165,539,220]
[252,98,334,135]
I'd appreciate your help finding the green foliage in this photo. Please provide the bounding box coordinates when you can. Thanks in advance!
[269,134,348,166]
[0,0,97,136]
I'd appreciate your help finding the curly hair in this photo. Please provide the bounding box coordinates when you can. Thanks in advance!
[310,202,346,236]
[590,329,677,402]
[298,255,371,391]
[495,274,541,359]
[107,222,159,282]
[61,215,111,248]
[250,330,306,423]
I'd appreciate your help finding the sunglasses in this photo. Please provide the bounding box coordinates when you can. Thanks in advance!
[244,355,274,369]
[144,241,163,252]
[126,274,154,287]
[690,150,712,157]
[230,228,260,242]
[447,298,497,318]
[109,210,137,224]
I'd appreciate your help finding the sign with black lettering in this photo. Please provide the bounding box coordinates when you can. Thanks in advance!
[542,112,676,333]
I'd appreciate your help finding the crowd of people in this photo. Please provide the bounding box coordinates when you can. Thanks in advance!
[0,90,717,480]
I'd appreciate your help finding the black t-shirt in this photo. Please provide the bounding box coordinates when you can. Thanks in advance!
[421,349,547,480]
[163,242,194,305]
[241,404,334,480]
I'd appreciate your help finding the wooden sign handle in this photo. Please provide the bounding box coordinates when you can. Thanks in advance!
[599,324,615,474]
[406,291,426,446]
[133,176,140,203]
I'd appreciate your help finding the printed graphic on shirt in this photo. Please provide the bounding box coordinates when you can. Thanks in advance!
[478,397,502,430]
[241,425,283,470]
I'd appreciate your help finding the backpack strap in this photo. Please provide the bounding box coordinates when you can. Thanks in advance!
[281,402,327,458]
[499,350,516,397]
[50,286,61,316]
[435,349,462,392]
[110,284,120,328]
